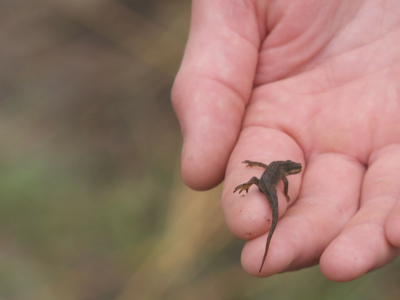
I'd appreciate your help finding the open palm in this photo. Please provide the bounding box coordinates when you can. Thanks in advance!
[172,0,400,281]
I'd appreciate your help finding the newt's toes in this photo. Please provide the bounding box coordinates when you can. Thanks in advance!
[234,186,248,194]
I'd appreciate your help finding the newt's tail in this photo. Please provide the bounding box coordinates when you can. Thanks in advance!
[259,194,278,273]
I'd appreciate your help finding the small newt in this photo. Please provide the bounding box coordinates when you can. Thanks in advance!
[233,160,302,272]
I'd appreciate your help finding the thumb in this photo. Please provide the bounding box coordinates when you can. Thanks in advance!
[172,0,261,190]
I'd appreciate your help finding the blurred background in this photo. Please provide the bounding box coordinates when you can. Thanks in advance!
[1,0,399,299]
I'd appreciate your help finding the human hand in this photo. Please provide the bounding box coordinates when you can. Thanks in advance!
[172,0,400,281]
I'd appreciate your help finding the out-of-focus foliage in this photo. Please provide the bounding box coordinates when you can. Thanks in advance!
[0,1,399,299]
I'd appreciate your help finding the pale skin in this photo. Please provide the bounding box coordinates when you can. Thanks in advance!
[171,0,400,281]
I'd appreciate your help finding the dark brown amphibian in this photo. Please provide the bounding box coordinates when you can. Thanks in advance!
[233,160,302,273]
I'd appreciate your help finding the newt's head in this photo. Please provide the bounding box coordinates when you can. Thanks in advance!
[283,160,302,175]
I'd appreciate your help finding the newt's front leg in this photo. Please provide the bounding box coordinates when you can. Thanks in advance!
[282,175,290,202]
[233,176,260,194]
[243,160,268,169]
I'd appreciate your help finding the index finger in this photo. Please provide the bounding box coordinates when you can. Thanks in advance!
[222,127,304,242]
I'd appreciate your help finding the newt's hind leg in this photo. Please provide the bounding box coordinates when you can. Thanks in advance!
[233,177,260,194]
[242,160,268,169]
